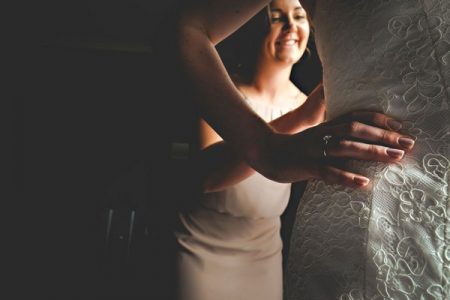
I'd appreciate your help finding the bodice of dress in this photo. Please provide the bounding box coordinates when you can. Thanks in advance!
[201,96,299,219]
[177,96,300,261]
[286,1,450,299]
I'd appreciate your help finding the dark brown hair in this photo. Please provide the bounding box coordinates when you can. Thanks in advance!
[216,8,271,83]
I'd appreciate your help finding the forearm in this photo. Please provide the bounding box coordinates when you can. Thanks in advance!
[270,108,323,134]
[176,12,276,173]
[271,84,326,133]
[199,95,323,192]
[197,141,256,192]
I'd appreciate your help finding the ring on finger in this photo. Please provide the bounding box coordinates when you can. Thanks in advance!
[322,135,333,157]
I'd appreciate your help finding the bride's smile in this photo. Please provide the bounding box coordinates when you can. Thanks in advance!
[263,0,310,64]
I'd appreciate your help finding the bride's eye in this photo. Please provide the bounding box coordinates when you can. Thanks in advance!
[271,16,282,23]
[294,14,306,21]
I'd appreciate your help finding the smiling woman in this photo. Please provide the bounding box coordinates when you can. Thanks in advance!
[219,1,310,88]
[268,3,309,63]
[173,1,326,300]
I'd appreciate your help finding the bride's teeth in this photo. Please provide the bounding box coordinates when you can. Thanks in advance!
[280,40,296,46]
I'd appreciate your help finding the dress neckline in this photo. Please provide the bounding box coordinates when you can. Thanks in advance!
[238,89,302,111]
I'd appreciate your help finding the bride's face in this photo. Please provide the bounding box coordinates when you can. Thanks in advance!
[263,0,310,65]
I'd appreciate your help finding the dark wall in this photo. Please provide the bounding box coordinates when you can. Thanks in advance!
[26,47,161,298]
[21,1,180,298]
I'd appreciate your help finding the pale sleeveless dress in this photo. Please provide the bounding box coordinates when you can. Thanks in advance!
[176,96,301,300]
[285,1,450,299]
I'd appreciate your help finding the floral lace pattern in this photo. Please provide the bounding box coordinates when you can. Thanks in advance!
[285,1,450,299]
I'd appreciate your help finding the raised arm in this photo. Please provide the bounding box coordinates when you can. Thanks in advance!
[177,0,277,174]
[176,0,414,187]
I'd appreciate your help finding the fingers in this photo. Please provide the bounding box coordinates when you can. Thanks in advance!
[317,165,370,189]
[325,111,415,150]
[327,121,415,151]
[325,139,405,162]
[329,111,400,131]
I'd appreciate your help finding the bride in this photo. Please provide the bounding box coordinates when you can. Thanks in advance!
[285,1,450,299]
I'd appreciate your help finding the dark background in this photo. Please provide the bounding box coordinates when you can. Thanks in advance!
[15,1,322,298]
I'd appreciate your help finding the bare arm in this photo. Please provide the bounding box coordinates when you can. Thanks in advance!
[176,0,414,187]
[197,121,254,193]
[271,83,325,134]
[177,1,277,175]
[177,0,326,178]
[198,84,325,192]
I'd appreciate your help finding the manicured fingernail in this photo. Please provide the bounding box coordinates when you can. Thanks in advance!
[387,148,405,158]
[354,177,370,186]
[387,119,402,131]
[398,137,415,149]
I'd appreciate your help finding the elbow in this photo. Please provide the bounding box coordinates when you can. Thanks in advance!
[176,13,216,47]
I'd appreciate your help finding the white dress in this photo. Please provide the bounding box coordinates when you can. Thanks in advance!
[285,1,450,299]
[176,96,300,300]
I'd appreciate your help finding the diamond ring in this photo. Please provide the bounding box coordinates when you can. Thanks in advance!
[322,135,332,157]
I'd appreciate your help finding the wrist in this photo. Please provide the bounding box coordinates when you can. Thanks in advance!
[242,123,276,173]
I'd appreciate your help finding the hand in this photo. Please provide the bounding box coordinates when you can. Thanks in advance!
[256,111,415,188]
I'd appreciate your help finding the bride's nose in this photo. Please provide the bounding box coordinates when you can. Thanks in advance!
[282,17,296,32]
